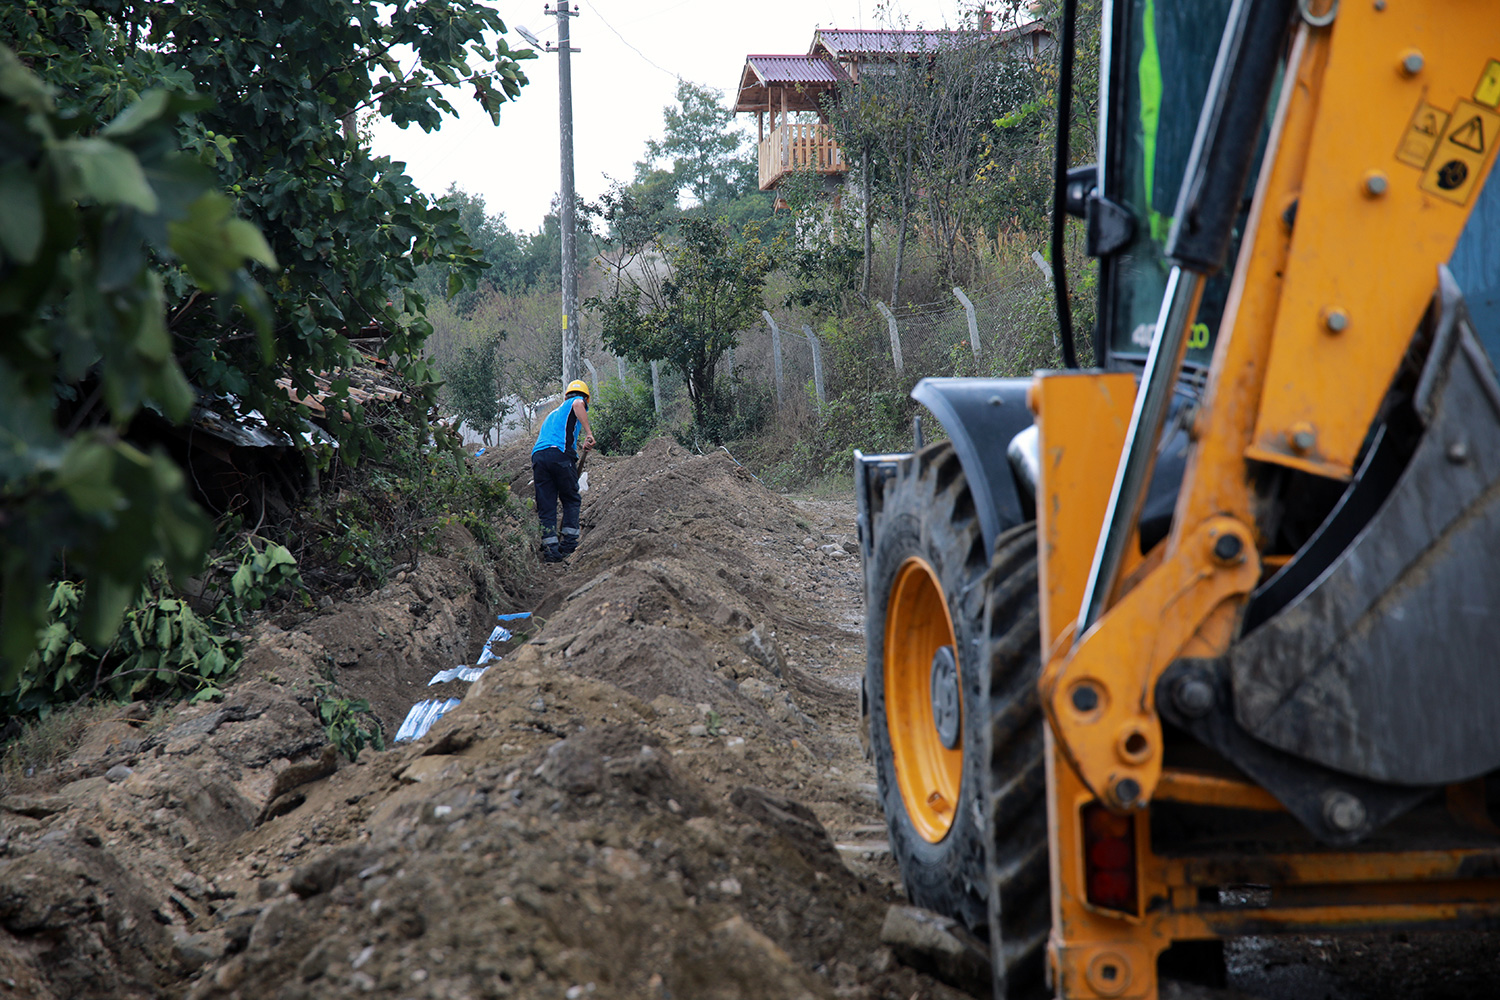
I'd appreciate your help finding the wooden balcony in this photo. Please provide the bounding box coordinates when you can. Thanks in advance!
[758,122,846,191]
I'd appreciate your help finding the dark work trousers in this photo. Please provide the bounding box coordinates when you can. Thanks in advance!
[532,447,581,552]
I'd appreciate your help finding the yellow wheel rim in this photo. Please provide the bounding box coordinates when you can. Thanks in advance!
[885,556,964,843]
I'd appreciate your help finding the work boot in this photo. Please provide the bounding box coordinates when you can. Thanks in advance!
[559,527,580,556]
[542,535,565,563]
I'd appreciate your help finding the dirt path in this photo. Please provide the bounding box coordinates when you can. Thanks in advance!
[0,438,963,1000]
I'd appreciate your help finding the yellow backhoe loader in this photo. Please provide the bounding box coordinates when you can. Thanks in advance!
[855,0,1500,997]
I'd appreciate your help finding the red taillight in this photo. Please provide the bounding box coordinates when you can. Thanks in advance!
[1083,802,1138,914]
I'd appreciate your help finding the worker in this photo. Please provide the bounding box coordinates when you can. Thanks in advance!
[531,379,595,562]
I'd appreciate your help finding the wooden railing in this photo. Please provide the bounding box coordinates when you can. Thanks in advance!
[757,123,846,191]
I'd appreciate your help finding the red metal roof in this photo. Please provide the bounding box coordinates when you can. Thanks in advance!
[744,54,847,85]
[810,22,1048,58]
[810,28,976,56]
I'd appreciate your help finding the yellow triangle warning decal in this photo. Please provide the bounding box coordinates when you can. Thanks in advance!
[1450,115,1486,153]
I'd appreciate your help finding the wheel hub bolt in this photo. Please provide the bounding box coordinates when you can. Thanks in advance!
[1323,790,1367,833]
[1174,676,1216,718]
[1071,683,1101,713]
[1212,534,1244,563]
[929,645,962,750]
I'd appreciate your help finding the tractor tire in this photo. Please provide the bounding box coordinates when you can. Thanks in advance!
[865,441,994,933]
[981,522,1049,999]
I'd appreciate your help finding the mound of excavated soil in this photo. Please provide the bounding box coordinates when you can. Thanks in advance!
[0,437,965,1000]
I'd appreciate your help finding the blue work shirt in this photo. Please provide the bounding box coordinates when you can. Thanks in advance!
[531,396,585,461]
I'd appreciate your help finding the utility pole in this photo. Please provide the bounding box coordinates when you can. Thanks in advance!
[544,2,581,385]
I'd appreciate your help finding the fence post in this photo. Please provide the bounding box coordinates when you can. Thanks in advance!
[762,309,785,408]
[616,356,626,382]
[1030,249,1053,282]
[650,360,662,414]
[1030,251,1061,349]
[953,287,981,363]
[802,324,826,410]
[874,300,904,374]
[582,358,598,389]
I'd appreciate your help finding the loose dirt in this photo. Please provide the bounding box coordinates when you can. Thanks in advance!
[8,437,1498,1000]
[0,438,963,1000]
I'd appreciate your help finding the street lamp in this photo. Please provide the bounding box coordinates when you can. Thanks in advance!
[521,4,582,387]
[514,24,543,49]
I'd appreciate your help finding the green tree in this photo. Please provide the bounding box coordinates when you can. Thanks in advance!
[589,217,781,436]
[1,0,535,466]
[0,46,275,682]
[414,185,553,311]
[643,81,751,209]
[628,80,780,237]
[915,39,1036,283]
[977,0,1103,235]
[0,0,534,681]
[825,7,1064,297]
[444,337,509,446]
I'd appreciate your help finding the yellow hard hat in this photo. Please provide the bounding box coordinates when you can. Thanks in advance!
[566,379,591,399]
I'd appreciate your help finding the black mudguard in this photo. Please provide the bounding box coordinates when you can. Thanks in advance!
[911,378,1038,559]
[857,376,1193,566]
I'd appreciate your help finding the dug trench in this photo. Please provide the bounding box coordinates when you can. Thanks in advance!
[9,438,1495,1000]
[0,438,975,1000]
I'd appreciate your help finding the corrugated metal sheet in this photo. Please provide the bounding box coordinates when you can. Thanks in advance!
[810,23,1046,57]
[811,29,976,56]
[745,55,845,85]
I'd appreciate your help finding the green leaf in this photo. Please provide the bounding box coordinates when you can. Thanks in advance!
[55,439,121,514]
[0,162,43,264]
[78,576,135,649]
[57,138,159,212]
[0,46,54,111]
[265,544,297,568]
[100,90,172,138]
[168,193,276,290]
[223,217,278,269]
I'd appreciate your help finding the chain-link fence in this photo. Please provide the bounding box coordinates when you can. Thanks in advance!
[581,244,1087,475]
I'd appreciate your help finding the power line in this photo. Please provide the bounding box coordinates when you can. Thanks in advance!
[620,0,698,27]
[579,0,680,80]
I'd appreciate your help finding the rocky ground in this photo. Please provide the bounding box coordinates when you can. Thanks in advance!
[3,436,1499,1000]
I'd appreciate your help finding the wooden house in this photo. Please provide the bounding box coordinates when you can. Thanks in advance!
[734,21,1051,192]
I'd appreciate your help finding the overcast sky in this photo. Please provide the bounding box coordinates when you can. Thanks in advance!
[369,0,973,233]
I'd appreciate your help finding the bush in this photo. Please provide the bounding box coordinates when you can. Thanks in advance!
[314,682,385,763]
[590,377,658,455]
[288,401,532,593]
[688,375,772,448]
[2,532,311,718]
[2,392,534,722]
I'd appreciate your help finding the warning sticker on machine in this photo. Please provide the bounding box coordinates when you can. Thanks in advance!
[1419,99,1500,205]
[1474,59,1500,108]
[1396,101,1450,169]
